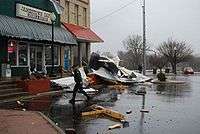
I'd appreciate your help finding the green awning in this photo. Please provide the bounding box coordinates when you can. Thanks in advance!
[0,15,77,45]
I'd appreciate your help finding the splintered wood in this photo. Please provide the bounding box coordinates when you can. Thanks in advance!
[81,105,125,121]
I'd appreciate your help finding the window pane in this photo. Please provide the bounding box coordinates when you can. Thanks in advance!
[45,46,52,65]
[54,46,58,65]
[65,1,70,23]
[74,5,79,25]
[45,46,59,65]
[8,41,17,66]
[83,8,87,27]
[18,43,28,66]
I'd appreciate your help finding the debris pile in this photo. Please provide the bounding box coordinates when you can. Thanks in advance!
[52,53,151,91]
[82,105,130,130]
[88,52,151,85]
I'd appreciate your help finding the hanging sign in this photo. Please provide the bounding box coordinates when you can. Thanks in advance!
[16,3,52,24]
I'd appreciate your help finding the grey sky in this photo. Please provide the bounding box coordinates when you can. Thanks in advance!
[90,0,200,56]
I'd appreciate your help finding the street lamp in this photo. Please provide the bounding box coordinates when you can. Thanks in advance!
[50,12,56,76]
[174,46,177,75]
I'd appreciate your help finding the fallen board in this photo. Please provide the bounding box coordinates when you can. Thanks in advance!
[82,110,104,116]
[82,105,125,121]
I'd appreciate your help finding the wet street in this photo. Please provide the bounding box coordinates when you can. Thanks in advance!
[1,74,200,134]
[48,74,200,134]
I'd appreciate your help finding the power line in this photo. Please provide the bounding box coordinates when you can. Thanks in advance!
[91,0,139,25]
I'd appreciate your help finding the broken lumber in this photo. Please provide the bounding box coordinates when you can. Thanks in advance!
[82,110,104,117]
[82,105,125,121]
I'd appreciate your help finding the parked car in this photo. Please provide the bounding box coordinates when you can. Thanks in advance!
[183,67,194,74]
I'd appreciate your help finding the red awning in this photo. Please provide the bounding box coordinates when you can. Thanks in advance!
[62,23,103,43]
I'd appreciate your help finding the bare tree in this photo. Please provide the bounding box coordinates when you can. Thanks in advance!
[158,38,193,74]
[118,50,136,69]
[122,34,144,69]
[149,54,167,72]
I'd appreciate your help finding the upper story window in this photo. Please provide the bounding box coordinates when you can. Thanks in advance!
[83,8,87,27]
[74,4,79,25]
[65,0,70,23]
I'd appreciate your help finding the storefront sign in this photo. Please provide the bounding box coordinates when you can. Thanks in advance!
[8,47,15,53]
[16,3,52,24]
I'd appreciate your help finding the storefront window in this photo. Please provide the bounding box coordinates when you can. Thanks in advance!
[64,47,70,70]
[8,41,17,66]
[18,43,28,66]
[45,46,59,65]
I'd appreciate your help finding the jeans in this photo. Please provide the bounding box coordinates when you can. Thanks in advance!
[71,83,89,101]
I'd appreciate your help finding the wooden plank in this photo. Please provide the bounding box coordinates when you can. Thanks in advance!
[82,110,104,116]
[103,109,125,121]
[84,105,125,121]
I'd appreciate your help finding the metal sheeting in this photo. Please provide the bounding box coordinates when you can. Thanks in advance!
[0,15,77,45]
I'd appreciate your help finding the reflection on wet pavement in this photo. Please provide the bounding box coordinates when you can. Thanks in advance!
[1,75,200,134]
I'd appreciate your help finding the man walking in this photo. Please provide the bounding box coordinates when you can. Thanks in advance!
[69,66,90,104]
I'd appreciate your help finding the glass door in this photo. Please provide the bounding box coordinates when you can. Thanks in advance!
[30,46,43,72]
[36,47,43,71]
[64,49,70,70]
[30,46,36,72]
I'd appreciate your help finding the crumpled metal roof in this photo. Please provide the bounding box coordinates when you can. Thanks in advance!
[0,15,77,45]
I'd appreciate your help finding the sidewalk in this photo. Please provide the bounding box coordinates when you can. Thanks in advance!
[0,109,65,134]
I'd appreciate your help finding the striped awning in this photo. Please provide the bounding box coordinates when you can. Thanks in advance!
[0,15,77,45]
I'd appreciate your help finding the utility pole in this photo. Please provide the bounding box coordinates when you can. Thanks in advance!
[142,0,146,75]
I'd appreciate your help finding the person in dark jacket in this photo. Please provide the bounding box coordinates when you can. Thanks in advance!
[69,66,90,104]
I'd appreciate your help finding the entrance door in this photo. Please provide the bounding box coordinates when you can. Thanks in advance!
[30,46,43,72]
[64,49,70,70]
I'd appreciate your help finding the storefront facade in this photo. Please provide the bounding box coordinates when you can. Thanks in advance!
[0,0,77,77]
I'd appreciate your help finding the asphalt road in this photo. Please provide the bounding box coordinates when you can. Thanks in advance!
[56,74,200,134]
[1,74,200,134]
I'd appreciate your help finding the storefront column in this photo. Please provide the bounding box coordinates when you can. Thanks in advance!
[70,45,73,67]
[86,42,91,63]
[42,45,46,73]
[27,43,30,74]
[0,37,8,64]
[78,43,82,66]
[59,46,62,66]
[16,42,19,66]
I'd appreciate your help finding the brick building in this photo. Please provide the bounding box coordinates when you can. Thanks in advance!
[59,0,103,68]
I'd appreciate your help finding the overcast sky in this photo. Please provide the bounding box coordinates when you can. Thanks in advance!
[90,0,200,56]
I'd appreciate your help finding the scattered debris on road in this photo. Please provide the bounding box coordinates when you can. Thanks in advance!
[108,124,122,130]
[82,105,125,121]
[126,109,132,114]
[135,87,147,95]
[140,109,149,113]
